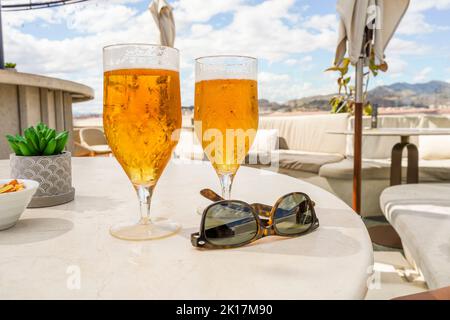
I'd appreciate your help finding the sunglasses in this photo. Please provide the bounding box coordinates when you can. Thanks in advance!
[191,189,319,249]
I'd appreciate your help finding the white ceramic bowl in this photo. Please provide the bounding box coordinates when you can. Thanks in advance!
[0,179,39,230]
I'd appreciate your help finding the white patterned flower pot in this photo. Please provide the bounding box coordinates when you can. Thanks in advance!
[10,152,75,208]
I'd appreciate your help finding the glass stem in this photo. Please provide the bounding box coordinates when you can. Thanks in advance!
[219,173,234,200]
[137,185,154,225]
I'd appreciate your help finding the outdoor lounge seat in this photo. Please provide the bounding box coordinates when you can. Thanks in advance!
[72,129,91,157]
[380,183,450,290]
[73,142,91,157]
[273,150,344,174]
[79,128,111,156]
[319,158,450,181]
[257,114,450,217]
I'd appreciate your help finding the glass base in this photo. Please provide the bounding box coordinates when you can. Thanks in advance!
[110,217,181,241]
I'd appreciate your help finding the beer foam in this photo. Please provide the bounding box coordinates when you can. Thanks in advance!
[195,72,258,82]
[195,56,257,82]
[104,45,179,72]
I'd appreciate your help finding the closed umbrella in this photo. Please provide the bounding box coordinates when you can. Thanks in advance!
[334,0,409,214]
[149,0,175,47]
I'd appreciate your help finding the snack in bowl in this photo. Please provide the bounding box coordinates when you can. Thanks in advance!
[0,179,38,230]
[0,179,25,194]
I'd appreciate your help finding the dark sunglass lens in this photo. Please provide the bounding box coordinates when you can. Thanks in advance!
[274,193,313,235]
[204,202,258,246]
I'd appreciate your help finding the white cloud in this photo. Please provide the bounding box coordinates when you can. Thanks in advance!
[413,67,432,82]
[64,3,139,33]
[397,0,450,35]
[3,0,339,110]
[2,0,448,112]
[2,0,160,114]
[284,55,313,65]
[397,11,436,35]
[386,38,429,56]
[259,72,291,83]
[302,14,337,31]
[258,70,335,103]
[172,0,243,29]
[409,0,450,13]
[174,0,337,64]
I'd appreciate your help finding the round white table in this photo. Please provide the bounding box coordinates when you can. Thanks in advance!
[0,158,373,299]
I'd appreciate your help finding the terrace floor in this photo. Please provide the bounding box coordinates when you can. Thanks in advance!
[363,217,427,299]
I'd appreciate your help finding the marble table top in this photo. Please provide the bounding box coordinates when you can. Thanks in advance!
[0,158,373,299]
[328,128,450,137]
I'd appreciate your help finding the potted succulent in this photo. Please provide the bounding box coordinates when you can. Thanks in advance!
[4,62,17,72]
[6,123,74,208]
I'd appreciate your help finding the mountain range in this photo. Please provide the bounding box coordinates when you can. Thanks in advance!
[260,80,450,113]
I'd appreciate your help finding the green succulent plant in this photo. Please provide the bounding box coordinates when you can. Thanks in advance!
[4,62,17,68]
[6,123,69,156]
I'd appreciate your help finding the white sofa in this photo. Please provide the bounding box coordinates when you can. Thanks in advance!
[255,114,450,217]
[380,184,450,290]
[175,113,450,217]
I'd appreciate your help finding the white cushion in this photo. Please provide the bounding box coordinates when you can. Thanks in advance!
[419,136,450,160]
[320,158,450,181]
[259,114,349,154]
[249,129,278,155]
[419,115,450,160]
[273,150,344,174]
[89,145,111,154]
[380,184,450,289]
[319,159,391,180]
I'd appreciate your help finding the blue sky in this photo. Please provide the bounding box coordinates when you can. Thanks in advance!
[2,0,450,115]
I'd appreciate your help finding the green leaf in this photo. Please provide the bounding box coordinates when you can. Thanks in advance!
[16,134,26,143]
[54,132,69,154]
[55,131,68,140]
[25,127,40,152]
[341,58,350,68]
[37,122,46,132]
[364,102,373,116]
[18,142,32,156]
[39,137,47,153]
[325,66,340,72]
[7,140,22,155]
[24,140,38,155]
[6,134,17,143]
[45,129,56,141]
[43,138,57,155]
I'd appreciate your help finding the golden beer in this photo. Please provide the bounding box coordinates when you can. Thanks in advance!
[194,79,258,175]
[103,68,181,186]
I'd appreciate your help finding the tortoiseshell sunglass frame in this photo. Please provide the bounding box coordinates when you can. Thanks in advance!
[191,192,319,249]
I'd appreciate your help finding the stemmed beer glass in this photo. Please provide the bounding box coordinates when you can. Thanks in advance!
[103,44,181,240]
[194,56,258,199]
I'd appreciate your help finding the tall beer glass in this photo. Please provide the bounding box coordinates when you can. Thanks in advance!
[103,44,181,240]
[194,56,258,199]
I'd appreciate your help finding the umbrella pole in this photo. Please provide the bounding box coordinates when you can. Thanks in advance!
[353,57,364,215]
[0,0,4,69]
